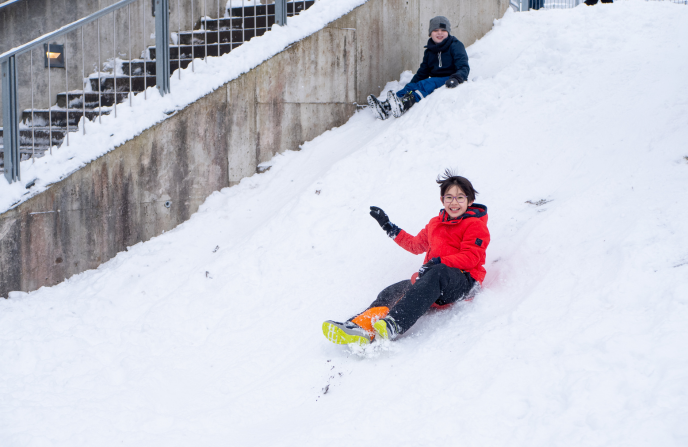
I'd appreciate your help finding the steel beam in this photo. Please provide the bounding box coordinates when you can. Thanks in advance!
[155,0,171,96]
[276,0,287,26]
[2,56,20,183]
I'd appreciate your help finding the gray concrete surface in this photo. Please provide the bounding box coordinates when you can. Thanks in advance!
[0,0,509,297]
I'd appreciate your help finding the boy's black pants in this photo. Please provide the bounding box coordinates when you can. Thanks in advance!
[366,264,475,335]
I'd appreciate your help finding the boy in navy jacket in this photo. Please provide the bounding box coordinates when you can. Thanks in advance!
[368,16,470,119]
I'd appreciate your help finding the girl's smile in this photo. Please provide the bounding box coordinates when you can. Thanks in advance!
[442,185,473,219]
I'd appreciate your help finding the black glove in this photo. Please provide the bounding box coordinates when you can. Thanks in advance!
[418,257,441,278]
[369,206,401,239]
[445,74,464,89]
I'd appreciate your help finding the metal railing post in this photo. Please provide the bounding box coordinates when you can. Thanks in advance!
[2,56,20,183]
[275,0,287,26]
[155,0,171,95]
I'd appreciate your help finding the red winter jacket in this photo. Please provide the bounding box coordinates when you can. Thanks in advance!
[394,204,490,283]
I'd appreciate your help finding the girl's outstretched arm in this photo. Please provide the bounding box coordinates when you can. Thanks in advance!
[369,206,429,254]
[394,227,430,255]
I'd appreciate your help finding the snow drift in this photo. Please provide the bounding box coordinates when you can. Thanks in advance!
[1,1,688,446]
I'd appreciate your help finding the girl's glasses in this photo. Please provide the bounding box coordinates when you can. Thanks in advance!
[443,195,467,204]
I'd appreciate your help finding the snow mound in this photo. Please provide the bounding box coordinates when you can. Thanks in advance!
[2,1,688,446]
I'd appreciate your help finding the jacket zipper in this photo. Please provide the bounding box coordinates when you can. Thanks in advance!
[438,51,442,68]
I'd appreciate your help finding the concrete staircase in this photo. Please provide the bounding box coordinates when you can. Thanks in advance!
[0,1,314,171]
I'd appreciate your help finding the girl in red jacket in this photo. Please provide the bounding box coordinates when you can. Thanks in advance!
[323,171,490,344]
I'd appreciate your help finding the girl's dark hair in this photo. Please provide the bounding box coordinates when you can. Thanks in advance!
[436,168,478,202]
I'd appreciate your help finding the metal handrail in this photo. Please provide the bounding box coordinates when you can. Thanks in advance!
[0,0,140,63]
[0,0,24,12]
[2,0,171,183]
[2,0,316,183]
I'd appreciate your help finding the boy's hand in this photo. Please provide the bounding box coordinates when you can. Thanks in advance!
[370,206,401,239]
[418,257,442,278]
[369,206,389,226]
[445,74,464,89]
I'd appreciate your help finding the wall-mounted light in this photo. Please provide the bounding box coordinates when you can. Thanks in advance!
[44,43,65,68]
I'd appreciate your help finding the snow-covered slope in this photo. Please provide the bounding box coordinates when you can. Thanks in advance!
[2,2,688,446]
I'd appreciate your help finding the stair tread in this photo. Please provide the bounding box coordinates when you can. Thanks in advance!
[21,108,112,112]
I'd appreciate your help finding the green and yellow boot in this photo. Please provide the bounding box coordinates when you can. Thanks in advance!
[322,320,372,345]
[372,316,401,340]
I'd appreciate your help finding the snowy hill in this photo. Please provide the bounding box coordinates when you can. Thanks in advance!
[2,1,688,446]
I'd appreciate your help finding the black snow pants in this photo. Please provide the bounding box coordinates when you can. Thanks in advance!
[364,264,476,335]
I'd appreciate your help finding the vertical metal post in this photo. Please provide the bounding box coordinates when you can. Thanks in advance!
[48,43,53,153]
[217,0,221,57]
[113,12,118,118]
[229,0,233,50]
[178,0,182,78]
[521,0,529,10]
[275,0,286,26]
[2,56,20,183]
[203,0,208,62]
[128,4,133,105]
[82,27,86,134]
[98,18,103,122]
[64,38,70,146]
[191,0,195,71]
[155,0,171,95]
[143,0,147,99]
[30,50,36,159]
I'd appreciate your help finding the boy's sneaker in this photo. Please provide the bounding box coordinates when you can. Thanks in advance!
[372,316,401,340]
[367,94,391,120]
[387,90,416,118]
[322,320,372,345]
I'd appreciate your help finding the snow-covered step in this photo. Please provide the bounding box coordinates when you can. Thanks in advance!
[148,42,244,60]
[224,0,314,18]
[1,127,67,147]
[199,15,275,32]
[177,28,266,45]
[121,59,193,77]
[88,75,156,93]
[0,146,50,168]
[19,146,49,159]
[56,91,130,109]
[21,109,107,127]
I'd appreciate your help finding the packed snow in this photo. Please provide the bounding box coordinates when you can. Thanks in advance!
[2,1,688,446]
[0,0,366,213]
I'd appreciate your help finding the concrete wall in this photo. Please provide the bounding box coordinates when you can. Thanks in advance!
[0,0,509,297]
[0,0,206,123]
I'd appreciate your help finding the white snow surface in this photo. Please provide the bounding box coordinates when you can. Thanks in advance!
[2,1,688,446]
[0,0,366,213]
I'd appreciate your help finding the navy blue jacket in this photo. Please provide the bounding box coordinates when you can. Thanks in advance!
[410,35,470,84]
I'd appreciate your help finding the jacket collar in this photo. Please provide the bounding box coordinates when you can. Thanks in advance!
[439,203,488,223]
[425,35,455,53]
